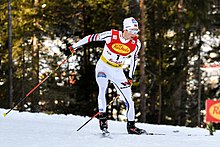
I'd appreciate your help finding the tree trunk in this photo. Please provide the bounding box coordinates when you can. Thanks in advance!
[139,0,146,123]
[171,0,184,125]
[157,0,162,124]
[197,38,202,127]
[158,54,162,124]
[31,0,40,112]
[8,0,13,108]
[21,46,25,111]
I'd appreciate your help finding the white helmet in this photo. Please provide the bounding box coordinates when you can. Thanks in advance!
[123,17,139,31]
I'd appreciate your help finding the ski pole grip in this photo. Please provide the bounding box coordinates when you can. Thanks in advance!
[69,46,75,53]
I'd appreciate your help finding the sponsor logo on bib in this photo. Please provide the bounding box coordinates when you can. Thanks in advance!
[112,43,130,54]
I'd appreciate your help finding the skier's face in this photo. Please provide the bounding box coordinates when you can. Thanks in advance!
[123,29,139,40]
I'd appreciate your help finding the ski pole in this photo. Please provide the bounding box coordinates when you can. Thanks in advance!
[77,94,120,131]
[3,53,74,117]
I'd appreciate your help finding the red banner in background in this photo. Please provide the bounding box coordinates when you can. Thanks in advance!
[206,99,220,123]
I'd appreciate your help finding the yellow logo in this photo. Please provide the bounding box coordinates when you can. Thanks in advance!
[209,102,220,120]
[112,43,130,54]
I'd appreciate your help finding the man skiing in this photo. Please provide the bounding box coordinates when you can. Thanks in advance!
[69,17,145,135]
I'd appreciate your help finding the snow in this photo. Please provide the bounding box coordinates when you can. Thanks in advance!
[0,108,219,147]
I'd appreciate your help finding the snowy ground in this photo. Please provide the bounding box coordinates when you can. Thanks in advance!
[0,108,219,147]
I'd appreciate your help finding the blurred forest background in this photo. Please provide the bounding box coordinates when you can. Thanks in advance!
[0,0,220,127]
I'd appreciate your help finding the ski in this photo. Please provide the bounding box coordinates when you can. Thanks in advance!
[187,134,212,136]
[172,130,211,136]
[141,130,165,135]
[145,132,166,135]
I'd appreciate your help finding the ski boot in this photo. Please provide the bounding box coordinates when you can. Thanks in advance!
[127,121,146,135]
[99,112,109,135]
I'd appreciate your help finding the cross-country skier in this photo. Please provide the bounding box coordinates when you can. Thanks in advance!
[69,17,146,135]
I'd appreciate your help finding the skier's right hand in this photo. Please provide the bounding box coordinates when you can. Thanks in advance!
[127,77,133,86]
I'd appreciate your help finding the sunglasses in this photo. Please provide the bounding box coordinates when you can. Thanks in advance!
[128,29,139,34]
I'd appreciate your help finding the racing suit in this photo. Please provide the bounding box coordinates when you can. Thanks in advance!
[72,29,141,121]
